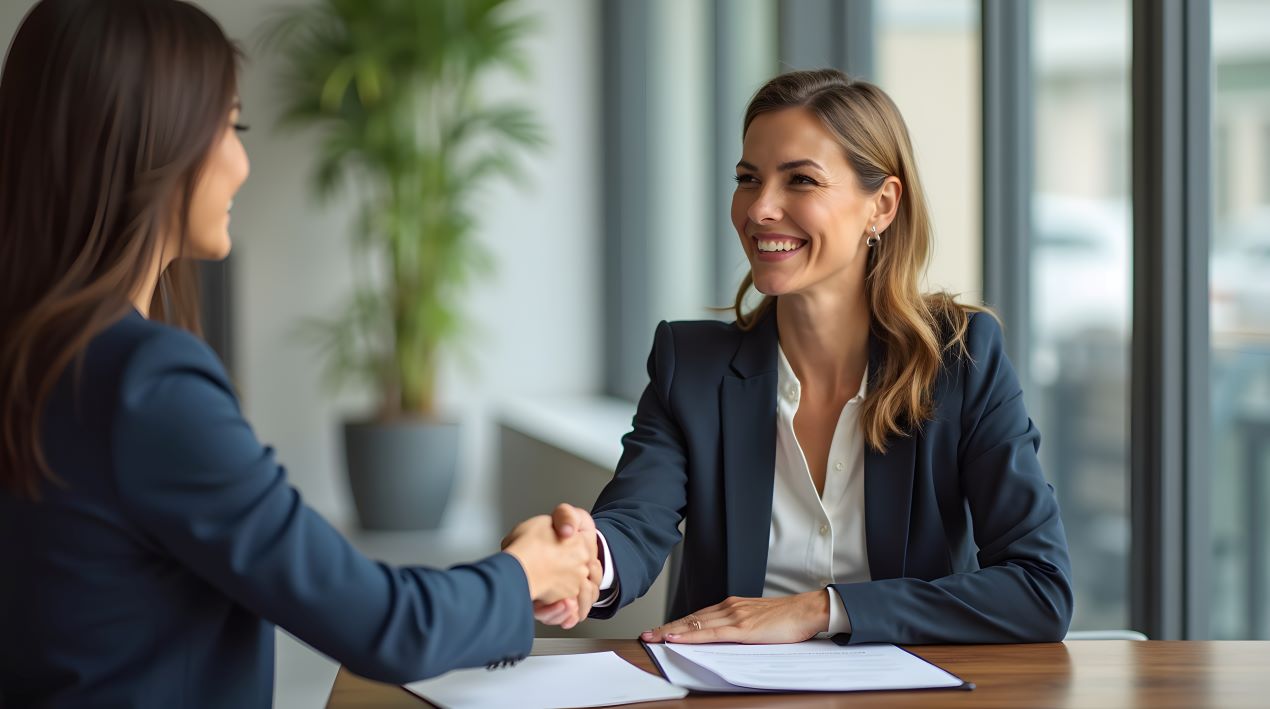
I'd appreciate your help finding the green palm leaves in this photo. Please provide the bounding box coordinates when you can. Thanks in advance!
[263,0,545,417]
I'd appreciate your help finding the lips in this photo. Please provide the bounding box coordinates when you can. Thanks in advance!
[751,233,807,262]
[753,233,807,251]
[755,239,804,253]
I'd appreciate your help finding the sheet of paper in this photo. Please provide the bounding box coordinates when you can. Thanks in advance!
[403,651,689,709]
[644,642,768,693]
[661,641,966,692]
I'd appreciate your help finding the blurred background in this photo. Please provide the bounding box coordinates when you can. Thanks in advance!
[2,0,1267,706]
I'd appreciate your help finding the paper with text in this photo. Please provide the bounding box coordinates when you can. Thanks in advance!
[659,641,966,692]
[403,651,688,709]
[644,643,768,693]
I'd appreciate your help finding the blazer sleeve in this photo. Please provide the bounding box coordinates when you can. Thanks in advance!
[832,313,1075,644]
[589,321,688,618]
[109,329,534,683]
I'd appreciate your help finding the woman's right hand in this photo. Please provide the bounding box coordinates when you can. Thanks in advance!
[502,510,598,605]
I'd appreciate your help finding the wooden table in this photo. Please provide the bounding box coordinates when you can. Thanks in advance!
[326,638,1270,708]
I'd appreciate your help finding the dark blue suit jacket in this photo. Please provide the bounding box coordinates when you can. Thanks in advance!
[0,311,533,707]
[590,309,1074,644]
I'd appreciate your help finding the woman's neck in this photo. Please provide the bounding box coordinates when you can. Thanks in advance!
[131,283,154,318]
[775,286,871,399]
[131,250,167,318]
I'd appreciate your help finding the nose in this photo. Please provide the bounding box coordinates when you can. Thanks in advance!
[747,184,783,225]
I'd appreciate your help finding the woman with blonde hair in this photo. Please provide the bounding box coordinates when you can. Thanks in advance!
[537,68,1073,645]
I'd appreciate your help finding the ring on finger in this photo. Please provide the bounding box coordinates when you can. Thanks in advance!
[686,614,702,632]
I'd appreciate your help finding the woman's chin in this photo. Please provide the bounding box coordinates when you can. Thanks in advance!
[214,236,232,260]
[751,275,797,297]
[193,234,232,261]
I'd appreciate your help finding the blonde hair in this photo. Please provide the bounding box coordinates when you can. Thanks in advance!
[733,69,988,452]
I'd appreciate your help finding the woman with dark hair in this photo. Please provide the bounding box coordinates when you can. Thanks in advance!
[534,69,1074,647]
[0,1,598,704]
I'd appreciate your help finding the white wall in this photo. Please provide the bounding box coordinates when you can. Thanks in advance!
[0,0,603,533]
[878,0,984,303]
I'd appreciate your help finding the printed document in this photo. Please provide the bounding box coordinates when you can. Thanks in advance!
[404,651,688,709]
[648,640,968,693]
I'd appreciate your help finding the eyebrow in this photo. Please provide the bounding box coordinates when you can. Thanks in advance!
[736,159,825,172]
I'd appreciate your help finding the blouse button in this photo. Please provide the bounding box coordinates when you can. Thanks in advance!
[834,461,844,471]
[819,524,829,536]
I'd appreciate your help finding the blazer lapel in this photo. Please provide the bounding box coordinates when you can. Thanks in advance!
[863,331,916,580]
[721,310,779,598]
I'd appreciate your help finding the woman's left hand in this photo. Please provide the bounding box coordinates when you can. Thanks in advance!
[640,591,830,644]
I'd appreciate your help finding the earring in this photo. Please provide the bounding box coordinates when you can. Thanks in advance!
[866,225,880,247]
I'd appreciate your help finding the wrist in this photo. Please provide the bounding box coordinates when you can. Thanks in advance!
[504,545,541,599]
[807,589,830,633]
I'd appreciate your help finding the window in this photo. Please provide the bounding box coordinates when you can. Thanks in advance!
[1029,0,1131,631]
[598,0,1267,638]
[1210,0,1270,640]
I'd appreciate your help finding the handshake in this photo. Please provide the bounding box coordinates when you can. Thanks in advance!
[501,504,603,630]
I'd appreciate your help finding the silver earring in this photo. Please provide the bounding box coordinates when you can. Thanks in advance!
[866,225,880,247]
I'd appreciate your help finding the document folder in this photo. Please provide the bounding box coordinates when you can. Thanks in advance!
[643,640,974,694]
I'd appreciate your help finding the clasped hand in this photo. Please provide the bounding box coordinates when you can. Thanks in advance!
[501,504,602,629]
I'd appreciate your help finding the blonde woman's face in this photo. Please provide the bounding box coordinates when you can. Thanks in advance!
[731,107,876,299]
[185,104,249,261]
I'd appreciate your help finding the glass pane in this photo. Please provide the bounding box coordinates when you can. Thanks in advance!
[1030,0,1131,631]
[1211,0,1270,640]
[876,0,982,300]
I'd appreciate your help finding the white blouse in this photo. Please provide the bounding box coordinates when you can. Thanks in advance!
[765,344,870,635]
[595,345,870,637]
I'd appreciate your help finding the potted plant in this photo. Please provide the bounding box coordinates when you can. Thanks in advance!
[263,0,545,529]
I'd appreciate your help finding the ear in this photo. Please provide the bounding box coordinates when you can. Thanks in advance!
[870,176,902,232]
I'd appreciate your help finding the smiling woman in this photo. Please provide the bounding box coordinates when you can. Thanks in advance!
[532,69,1074,651]
[729,72,976,453]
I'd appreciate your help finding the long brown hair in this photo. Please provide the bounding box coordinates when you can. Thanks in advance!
[733,69,988,452]
[0,0,240,498]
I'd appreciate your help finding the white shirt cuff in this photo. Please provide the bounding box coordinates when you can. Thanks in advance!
[826,587,852,635]
[591,528,620,608]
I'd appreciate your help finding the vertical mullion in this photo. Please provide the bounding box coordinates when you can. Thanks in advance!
[779,0,835,70]
[713,0,779,309]
[602,0,652,400]
[839,0,874,79]
[1182,0,1212,641]
[980,0,1031,379]
[1130,0,1211,640]
[778,0,873,78]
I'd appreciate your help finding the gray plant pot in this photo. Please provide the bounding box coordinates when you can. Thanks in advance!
[342,418,459,531]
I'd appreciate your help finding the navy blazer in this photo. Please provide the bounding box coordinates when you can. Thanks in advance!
[590,308,1074,644]
[0,311,533,707]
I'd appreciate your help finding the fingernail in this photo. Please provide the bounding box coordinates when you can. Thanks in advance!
[560,525,574,536]
[666,634,680,641]
[640,630,652,638]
